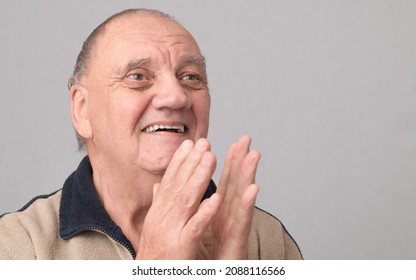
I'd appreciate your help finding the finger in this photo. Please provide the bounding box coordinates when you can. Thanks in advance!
[216,142,236,198]
[176,138,211,186]
[222,135,252,205]
[161,139,194,187]
[232,135,252,162]
[239,150,261,187]
[228,150,260,216]
[240,184,259,211]
[182,193,222,247]
[152,183,160,200]
[162,138,211,188]
[225,184,259,259]
[233,184,259,238]
[178,151,217,216]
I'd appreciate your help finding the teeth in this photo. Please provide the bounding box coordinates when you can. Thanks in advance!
[144,125,185,133]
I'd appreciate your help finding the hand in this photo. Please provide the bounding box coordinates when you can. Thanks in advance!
[197,135,261,259]
[136,138,222,259]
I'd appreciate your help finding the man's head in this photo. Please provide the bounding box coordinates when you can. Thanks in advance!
[69,9,210,174]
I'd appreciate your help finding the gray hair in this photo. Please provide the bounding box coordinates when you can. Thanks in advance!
[68,9,176,151]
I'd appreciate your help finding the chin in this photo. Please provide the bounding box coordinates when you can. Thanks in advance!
[146,162,170,176]
[143,150,176,175]
[138,135,190,174]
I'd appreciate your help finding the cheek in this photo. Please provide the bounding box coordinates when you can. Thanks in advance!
[192,93,211,137]
[110,95,150,132]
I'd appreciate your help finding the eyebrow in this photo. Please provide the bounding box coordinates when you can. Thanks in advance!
[181,55,207,76]
[116,58,150,76]
[183,55,206,66]
[115,55,207,77]
[183,55,206,68]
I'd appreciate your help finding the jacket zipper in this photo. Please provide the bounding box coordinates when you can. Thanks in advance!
[64,227,136,259]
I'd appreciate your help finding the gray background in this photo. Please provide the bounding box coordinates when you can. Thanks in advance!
[0,0,415,259]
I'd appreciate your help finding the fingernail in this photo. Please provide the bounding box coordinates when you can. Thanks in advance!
[181,140,193,152]
[201,152,212,166]
[195,138,208,152]
[248,151,261,167]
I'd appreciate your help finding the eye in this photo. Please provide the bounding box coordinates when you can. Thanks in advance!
[128,73,146,81]
[179,73,206,90]
[181,74,200,81]
[124,69,154,90]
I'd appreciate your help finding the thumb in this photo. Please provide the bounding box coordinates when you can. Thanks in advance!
[152,183,161,201]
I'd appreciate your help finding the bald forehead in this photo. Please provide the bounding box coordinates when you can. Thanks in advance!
[100,12,196,46]
[88,12,202,68]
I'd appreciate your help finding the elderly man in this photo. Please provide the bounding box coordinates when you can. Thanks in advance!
[0,8,302,259]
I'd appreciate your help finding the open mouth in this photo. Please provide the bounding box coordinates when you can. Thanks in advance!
[142,125,188,134]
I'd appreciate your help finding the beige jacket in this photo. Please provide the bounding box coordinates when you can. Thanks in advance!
[0,157,302,260]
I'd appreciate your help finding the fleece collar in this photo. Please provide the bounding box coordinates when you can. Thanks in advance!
[59,156,216,259]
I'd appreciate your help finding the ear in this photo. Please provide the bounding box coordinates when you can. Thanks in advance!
[70,84,92,140]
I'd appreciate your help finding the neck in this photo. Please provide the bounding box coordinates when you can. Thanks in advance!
[88,154,163,252]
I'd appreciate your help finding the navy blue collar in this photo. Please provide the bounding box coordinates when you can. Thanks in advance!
[59,156,216,259]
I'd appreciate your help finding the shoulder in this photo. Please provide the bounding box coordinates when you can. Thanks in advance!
[249,207,303,260]
[0,190,62,259]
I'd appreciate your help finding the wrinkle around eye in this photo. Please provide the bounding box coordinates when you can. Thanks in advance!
[178,72,207,90]
[180,80,207,91]
[123,75,153,90]
[122,68,155,90]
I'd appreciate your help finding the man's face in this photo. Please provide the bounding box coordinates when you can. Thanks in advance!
[82,15,210,174]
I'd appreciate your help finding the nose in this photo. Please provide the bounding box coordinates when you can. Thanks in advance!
[151,75,191,110]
